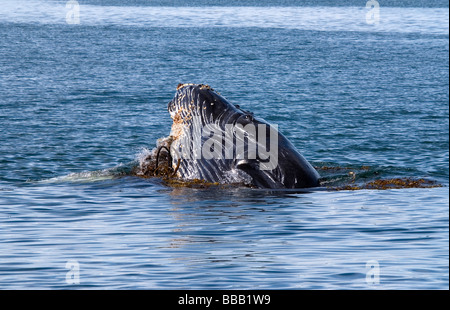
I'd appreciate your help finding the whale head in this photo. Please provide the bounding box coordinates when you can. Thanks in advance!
[167,83,320,188]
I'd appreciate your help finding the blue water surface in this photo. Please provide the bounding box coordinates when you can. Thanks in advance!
[0,0,448,289]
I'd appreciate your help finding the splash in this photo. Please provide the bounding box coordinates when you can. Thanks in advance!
[132,136,177,179]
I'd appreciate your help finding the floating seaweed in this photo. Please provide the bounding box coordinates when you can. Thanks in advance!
[331,177,443,191]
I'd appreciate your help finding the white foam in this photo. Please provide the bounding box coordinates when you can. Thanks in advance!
[40,169,117,183]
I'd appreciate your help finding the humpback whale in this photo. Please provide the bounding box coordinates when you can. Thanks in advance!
[161,84,320,189]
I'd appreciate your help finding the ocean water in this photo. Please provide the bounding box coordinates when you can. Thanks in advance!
[0,0,448,289]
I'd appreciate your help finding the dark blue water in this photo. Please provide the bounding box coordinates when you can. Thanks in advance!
[0,0,448,289]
